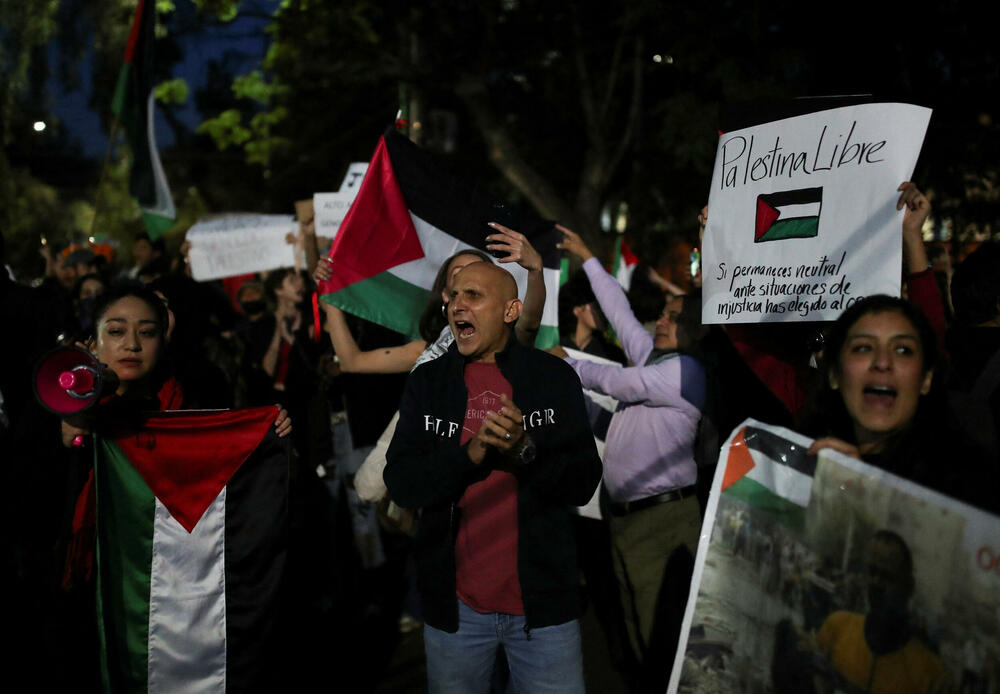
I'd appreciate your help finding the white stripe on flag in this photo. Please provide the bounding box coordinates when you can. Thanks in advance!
[744,452,813,507]
[387,212,561,329]
[775,201,820,219]
[147,491,227,694]
[144,93,177,220]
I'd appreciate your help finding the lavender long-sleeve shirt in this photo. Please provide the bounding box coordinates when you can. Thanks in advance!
[565,258,705,502]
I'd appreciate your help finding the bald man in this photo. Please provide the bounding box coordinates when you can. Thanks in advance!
[385,262,602,693]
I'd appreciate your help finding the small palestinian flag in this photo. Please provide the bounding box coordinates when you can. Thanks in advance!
[318,128,562,347]
[95,408,288,693]
[111,0,176,239]
[754,187,823,243]
[720,422,817,529]
[612,236,639,291]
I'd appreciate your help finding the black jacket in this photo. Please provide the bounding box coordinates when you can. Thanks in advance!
[385,335,602,632]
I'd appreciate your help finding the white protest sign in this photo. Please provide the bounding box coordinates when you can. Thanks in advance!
[186,214,297,281]
[313,191,358,241]
[339,162,368,192]
[703,103,931,324]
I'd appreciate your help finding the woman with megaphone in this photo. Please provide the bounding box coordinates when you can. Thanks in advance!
[58,284,291,445]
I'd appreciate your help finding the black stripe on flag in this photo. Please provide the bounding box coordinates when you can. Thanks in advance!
[743,425,817,476]
[382,128,561,270]
[224,429,289,692]
[757,187,823,208]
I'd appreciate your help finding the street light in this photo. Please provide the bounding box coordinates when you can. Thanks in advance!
[33,121,46,132]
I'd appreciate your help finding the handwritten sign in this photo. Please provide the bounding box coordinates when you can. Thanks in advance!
[313,192,357,241]
[703,103,931,324]
[339,162,368,192]
[186,214,297,281]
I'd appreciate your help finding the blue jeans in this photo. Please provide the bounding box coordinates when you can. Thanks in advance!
[423,599,585,694]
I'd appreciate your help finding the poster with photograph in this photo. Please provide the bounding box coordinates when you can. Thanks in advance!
[669,419,1000,694]
[702,103,931,324]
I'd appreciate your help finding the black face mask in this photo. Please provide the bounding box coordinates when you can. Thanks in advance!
[241,299,267,315]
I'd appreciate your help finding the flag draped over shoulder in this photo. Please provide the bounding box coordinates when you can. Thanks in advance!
[95,407,288,694]
[111,0,176,239]
[317,128,562,347]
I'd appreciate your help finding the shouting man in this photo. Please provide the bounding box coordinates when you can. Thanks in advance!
[385,262,602,693]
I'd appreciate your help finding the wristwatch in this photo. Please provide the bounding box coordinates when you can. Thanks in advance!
[510,434,536,465]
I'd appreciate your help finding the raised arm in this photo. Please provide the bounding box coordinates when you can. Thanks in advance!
[557,224,653,363]
[567,353,705,410]
[320,303,426,374]
[313,259,428,373]
[487,222,545,346]
[897,181,946,341]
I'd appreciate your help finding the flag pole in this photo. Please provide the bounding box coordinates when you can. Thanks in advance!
[87,115,122,242]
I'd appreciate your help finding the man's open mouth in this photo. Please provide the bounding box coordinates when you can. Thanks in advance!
[454,320,476,339]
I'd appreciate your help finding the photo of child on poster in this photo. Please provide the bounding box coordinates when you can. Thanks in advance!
[670,420,1000,694]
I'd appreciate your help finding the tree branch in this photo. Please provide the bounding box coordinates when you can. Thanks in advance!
[457,78,576,225]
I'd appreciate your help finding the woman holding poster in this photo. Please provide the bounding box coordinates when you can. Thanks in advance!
[804,294,981,506]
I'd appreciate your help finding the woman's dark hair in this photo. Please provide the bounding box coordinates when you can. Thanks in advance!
[417,249,492,342]
[558,271,597,340]
[90,282,170,341]
[823,295,938,380]
[802,295,940,454]
[263,267,297,303]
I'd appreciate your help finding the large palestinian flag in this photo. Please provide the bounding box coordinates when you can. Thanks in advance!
[754,187,822,243]
[318,128,562,347]
[111,0,176,239]
[95,407,288,693]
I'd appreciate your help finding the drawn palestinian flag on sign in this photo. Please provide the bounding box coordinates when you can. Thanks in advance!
[754,187,823,243]
[720,422,817,529]
[95,408,288,693]
[317,128,562,347]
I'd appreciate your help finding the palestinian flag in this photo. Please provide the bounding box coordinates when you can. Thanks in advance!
[111,0,176,239]
[754,187,822,243]
[317,128,562,347]
[720,422,816,529]
[95,407,288,693]
[611,235,639,291]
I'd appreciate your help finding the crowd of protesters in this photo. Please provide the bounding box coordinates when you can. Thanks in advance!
[1,173,998,693]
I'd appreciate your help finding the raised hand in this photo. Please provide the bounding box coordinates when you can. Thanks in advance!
[486,222,542,272]
[555,224,594,262]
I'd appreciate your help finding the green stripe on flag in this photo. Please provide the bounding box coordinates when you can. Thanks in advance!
[722,476,806,531]
[321,272,429,339]
[111,63,131,118]
[533,324,560,350]
[141,211,173,239]
[96,438,155,694]
[761,217,818,242]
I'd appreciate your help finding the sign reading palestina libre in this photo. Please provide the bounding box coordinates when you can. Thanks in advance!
[702,103,932,324]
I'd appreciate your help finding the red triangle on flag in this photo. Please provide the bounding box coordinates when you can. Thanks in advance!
[113,407,279,532]
[318,136,425,295]
[721,426,756,491]
[754,198,781,241]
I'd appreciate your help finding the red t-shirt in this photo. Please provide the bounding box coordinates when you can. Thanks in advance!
[454,362,523,615]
